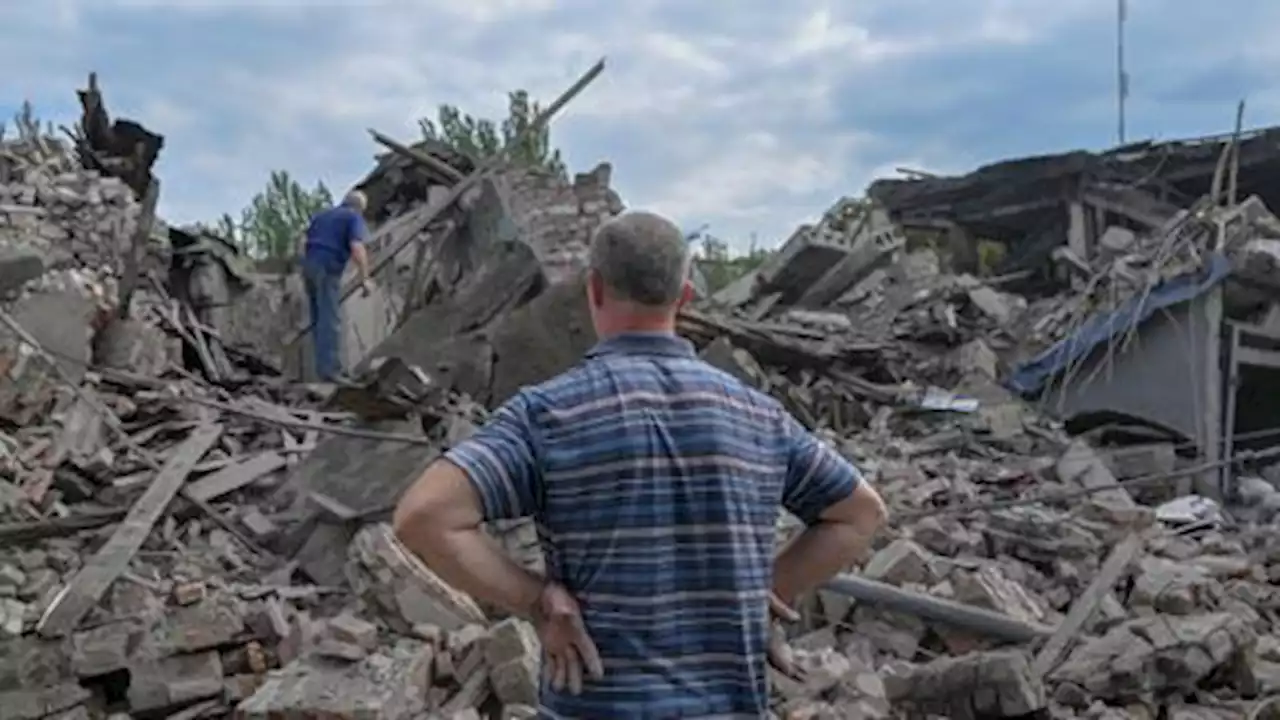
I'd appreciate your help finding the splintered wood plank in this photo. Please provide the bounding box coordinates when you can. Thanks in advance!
[185,451,286,503]
[1032,532,1142,678]
[36,423,223,638]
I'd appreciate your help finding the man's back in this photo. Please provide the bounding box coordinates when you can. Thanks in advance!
[304,205,365,272]
[447,333,860,718]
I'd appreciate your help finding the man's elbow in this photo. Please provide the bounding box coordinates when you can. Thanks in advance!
[391,460,481,549]
[825,482,888,536]
[855,481,885,527]
[391,473,445,547]
[390,497,424,544]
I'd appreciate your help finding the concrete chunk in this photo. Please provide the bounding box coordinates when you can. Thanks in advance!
[884,650,1045,718]
[0,248,45,297]
[126,650,224,713]
[862,539,940,586]
[345,524,486,633]
[0,682,90,720]
[70,620,142,678]
[325,613,378,650]
[151,590,245,653]
[237,641,431,719]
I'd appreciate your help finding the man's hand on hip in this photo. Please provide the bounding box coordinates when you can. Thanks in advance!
[532,582,604,695]
[767,591,806,681]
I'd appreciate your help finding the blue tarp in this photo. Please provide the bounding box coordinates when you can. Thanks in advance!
[1007,252,1233,396]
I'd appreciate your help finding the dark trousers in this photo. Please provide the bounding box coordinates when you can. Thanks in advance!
[302,258,342,381]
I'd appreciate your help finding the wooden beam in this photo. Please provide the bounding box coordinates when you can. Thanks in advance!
[368,129,465,184]
[1032,533,1142,677]
[185,450,286,503]
[36,423,223,638]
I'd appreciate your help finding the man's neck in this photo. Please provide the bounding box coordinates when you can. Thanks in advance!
[594,315,677,339]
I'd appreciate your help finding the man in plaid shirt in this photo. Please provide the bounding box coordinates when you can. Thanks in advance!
[394,211,887,718]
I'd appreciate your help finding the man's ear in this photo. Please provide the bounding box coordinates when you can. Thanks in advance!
[587,271,605,308]
[677,280,694,308]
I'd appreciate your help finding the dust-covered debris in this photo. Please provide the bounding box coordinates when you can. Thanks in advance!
[6,72,1280,720]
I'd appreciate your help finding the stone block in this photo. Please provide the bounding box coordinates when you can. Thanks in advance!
[150,590,246,653]
[884,650,1045,718]
[127,650,224,713]
[70,619,143,677]
[0,635,72,691]
[0,682,91,720]
[236,641,432,720]
[345,524,486,633]
[326,613,378,650]
[491,655,539,707]
[0,247,45,297]
[862,539,940,586]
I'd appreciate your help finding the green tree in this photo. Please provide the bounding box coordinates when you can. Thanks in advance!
[419,90,566,176]
[696,233,772,293]
[0,100,55,142]
[220,170,333,260]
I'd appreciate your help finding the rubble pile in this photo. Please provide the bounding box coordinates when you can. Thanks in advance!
[0,132,143,276]
[672,127,1280,717]
[8,69,1280,719]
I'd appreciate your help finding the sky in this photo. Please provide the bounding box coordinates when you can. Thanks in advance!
[1,0,1277,252]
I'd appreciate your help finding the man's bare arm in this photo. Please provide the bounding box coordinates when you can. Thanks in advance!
[392,458,545,618]
[772,482,887,606]
[350,243,371,284]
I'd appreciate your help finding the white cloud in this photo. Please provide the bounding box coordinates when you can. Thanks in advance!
[6,0,1279,254]
[645,130,867,240]
[786,9,930,62]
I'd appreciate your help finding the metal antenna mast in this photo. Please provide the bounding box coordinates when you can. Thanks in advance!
[1117,0,1128,144]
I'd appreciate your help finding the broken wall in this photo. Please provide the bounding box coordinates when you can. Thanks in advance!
[0,136,156,425]
[495,163,623,284]
[1037,290,1221,450]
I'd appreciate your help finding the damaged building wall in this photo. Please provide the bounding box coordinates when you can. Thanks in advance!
[1037,290,1221,450]
[494,163,623,284]
[0,135,172,425]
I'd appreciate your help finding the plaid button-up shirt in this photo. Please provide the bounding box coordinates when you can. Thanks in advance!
[446,332,861,719]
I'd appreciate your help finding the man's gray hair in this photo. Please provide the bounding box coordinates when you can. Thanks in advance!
[342,190,368,213]
[588,211,690,306]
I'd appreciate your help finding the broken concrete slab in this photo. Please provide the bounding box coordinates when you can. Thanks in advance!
[126,650,224,714]
[149,589,246,653]
[485,275,596,407]
[0,247,45,297]
[755,225,854,306]
[345,524,486,633]
[0,682,91,720]
[0,287,96,426]
[486,618,539,706]
[1050,612,1256,703]
[285,417,434,524]
[884,650,1045,718]
[70,618,145,677]
[0,635,72,691]
[236,640,432,719]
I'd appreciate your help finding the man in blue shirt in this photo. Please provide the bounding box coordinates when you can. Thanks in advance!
[300,190,372,382]
[392,211,887,718]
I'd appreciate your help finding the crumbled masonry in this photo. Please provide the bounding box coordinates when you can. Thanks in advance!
[6,76,1280,718]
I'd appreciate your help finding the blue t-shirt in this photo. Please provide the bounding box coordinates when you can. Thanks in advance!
[305,205,368,274]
